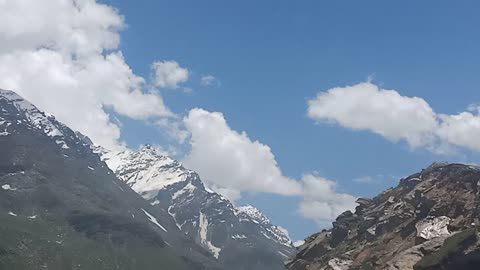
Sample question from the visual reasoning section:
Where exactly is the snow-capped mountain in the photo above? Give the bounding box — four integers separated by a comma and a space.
101, 146, 296, 270
0, 89, 222, 270
0, 89, 86, 150
235, 205, 293, 249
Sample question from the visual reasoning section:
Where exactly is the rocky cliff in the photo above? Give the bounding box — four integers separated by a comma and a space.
287, 162, 480, 270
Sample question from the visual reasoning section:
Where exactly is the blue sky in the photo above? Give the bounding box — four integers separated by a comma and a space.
2, 0, 479, 242
97, 0, 480, 240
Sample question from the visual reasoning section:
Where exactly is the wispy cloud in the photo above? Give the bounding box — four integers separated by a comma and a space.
200, 75, 219, 86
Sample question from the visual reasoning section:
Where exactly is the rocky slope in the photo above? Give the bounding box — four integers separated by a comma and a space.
101, 146, 295, 270
287, 162, 480, 270
0, 89, 222, 270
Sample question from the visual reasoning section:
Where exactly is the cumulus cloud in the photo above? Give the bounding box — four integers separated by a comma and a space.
307, 82, 480, 153
298, 174, 357, 225
436, 112, 480, 151
307, 82, 437, 147
0, 0, 359, 226
0, 0, 174, 150
152, 60, 189, 89
181, 108, 356, 224
183, 108, 303, 200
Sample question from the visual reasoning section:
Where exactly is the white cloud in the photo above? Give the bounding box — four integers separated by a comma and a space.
307, 82, 437, 148
152, 60, 189, 89
298, 174, 357, 225
0, 0, 123, 56
0, 0, 173, 150
293, 240, 305, 247
208, 185, 242, 202
200, 75, 218, 86
156, 117, 190, 144
307, 81, 480, 153
181, 108, 357, 225
0, 0, 360, 227
436, 112, 480, 151
183, 108, 303, 201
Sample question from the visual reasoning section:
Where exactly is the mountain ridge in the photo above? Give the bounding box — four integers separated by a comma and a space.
0, 88, 223, 270
287, 162, 480, 270
101, 145, 296, 270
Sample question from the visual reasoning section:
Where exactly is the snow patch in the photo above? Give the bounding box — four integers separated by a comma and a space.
0, 90, 73, 148
167, 205, 183, 230
56, 140, 69, 149
199, 212, 222, 259
231, 234, 247, 239
1, 184, 16, 191
101, 147, 191, 200
172, 182, 196, 200
141, 208, 168, 232
8, 211, 17, 216
261, 231, 271, 239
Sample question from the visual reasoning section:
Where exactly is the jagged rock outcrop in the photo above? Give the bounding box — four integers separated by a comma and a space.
287, 162, 480, 270
101, 146, 295, 270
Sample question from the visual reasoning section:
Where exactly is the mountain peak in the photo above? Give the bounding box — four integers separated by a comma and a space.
139, 143, 155, 152
0, 89, 78, 150
0, 89, 223, 270
101, 148, 189, 200
235, 205, 269, 223
100, 147, 295, 268
1, 89, 36, 111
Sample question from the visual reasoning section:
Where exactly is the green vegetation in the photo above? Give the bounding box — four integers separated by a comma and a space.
0, 213, 187, 270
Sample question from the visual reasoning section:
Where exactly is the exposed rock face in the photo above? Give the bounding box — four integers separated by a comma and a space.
287, 162, 480, 270
415, 216, 451, 240
101, 147, 295, 270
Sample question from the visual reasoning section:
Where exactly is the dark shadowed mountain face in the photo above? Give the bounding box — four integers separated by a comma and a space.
287, 162, 480, 270
103, 146, 295, 270
0, 89, 223, 270
101, 147, 296, 270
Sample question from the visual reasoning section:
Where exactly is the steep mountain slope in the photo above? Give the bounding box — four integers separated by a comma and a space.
0, 89, 222, 270
102, 147, 296, 270
287, 162, 480, 270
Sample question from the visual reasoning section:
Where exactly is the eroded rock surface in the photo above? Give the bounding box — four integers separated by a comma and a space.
287, 162, 480, 270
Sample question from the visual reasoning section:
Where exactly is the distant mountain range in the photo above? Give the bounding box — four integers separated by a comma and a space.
7, 88, 479, 270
